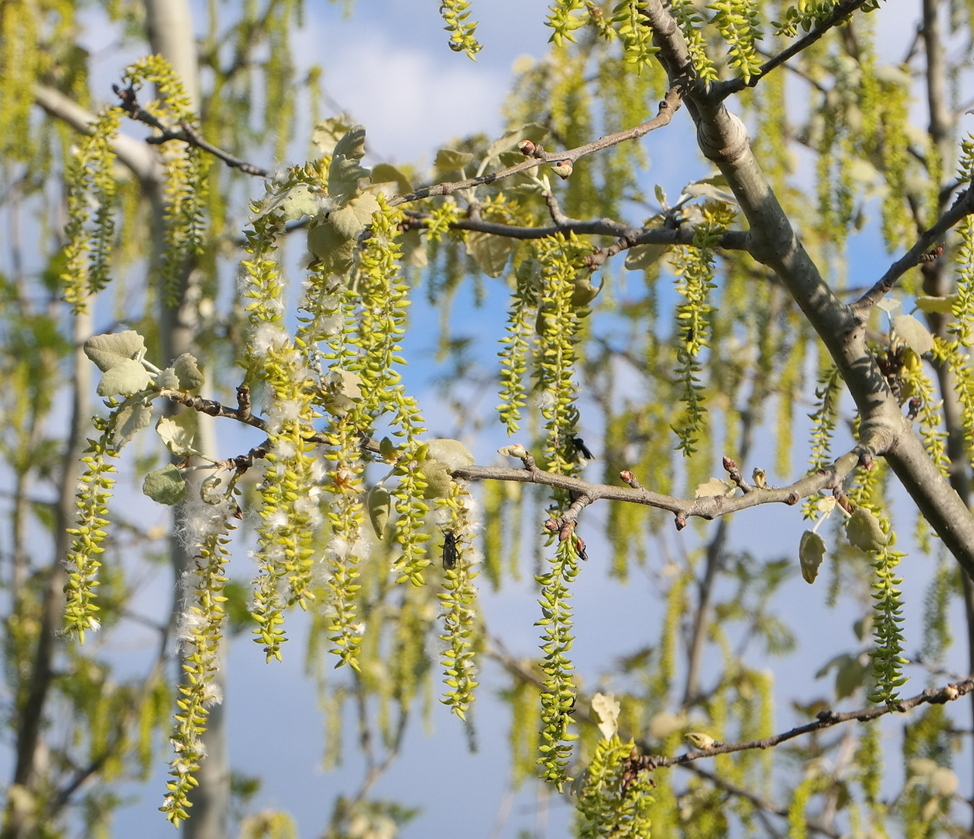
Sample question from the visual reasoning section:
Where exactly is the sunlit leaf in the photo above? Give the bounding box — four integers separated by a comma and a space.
84, 330, 146, 372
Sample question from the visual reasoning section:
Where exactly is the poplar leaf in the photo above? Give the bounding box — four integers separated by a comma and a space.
625, 242, 670, 270
682, 176, 737, 204
846, 508, 888, 551
370, 163, 413, 195
425, 438, 475, 469
367, 485, 392, 539
312, 114, 355, 156
156, 413, 199, 457
400, 228, 428, 268
84, 330, 146, 372
571, 274, 602, 307
799, 530, 826, 584
253, 183, 328, 222
115, 400, 153, 448
277, 184, 325, 221
915, 295, 956, 314
591, 692, 620, 740
434, 149, 474, 173
419, 458, 453, 499
333, 124, 368, 160
143, 464, 187, 506
172, 353, 204, 390
835, 654, 866, 699
97, 358, 151, 396
695, 477, 735, 497
892, 314, 935, 355
155, 367, 180, 389
308, 222, 357, 273
466, 230, 514, 277
329, 193, 381, 239
329, 125, 370, 204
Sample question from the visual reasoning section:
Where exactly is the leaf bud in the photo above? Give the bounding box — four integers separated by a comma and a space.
498, 444, 528, 459
517, 139, 537, 156
551, 159, 574, 179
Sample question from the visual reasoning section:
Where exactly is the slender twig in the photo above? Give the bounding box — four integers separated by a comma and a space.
113, 84, 268, 176
713, 0, 876, 98
453, 448, 866, 530
643, 676, 974, 770
852, 185, 974, 316
390, 85, 685, 206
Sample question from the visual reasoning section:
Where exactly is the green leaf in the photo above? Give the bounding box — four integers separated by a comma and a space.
329, 193, 381, 239
115, 400, 153, 448
143, 464, 187, 505
84, 330, 146, 372
846, 508, 889, 552
835, 654, 867, 699
329, 125, 370, 204
799, 530, 826, 584
915, 295, 956, 314
308, 221, 357, 273
172, 353, 204, 390
891, 314, 935, 355
466, 230, 515, 278
333, 124, 368, 161
591, 692, 620, 740
97, 358, 151, 396
312, 114, 356, 157
419, 458, 453, 499
425, 438, 475, 469
370, 163, 414, 195
624, 242, 670, 270
156, 413, 199, 457
367, 485, 392, 539
434, 149, 474, 174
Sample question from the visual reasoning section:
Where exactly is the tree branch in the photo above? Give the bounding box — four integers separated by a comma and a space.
713, 0, 877, 99
643, 0, 974, 578
643, 676, 974, 770
390, 85, 685, 206
852, 186, 974, 316
453, 447, 866, 530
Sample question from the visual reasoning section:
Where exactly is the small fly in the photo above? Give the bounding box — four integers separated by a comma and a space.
442, 530, 459, 570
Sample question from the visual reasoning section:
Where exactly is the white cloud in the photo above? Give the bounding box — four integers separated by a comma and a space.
321, 30, 508, 163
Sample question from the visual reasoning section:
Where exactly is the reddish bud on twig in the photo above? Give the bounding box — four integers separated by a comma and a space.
518, 140, 537, 156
